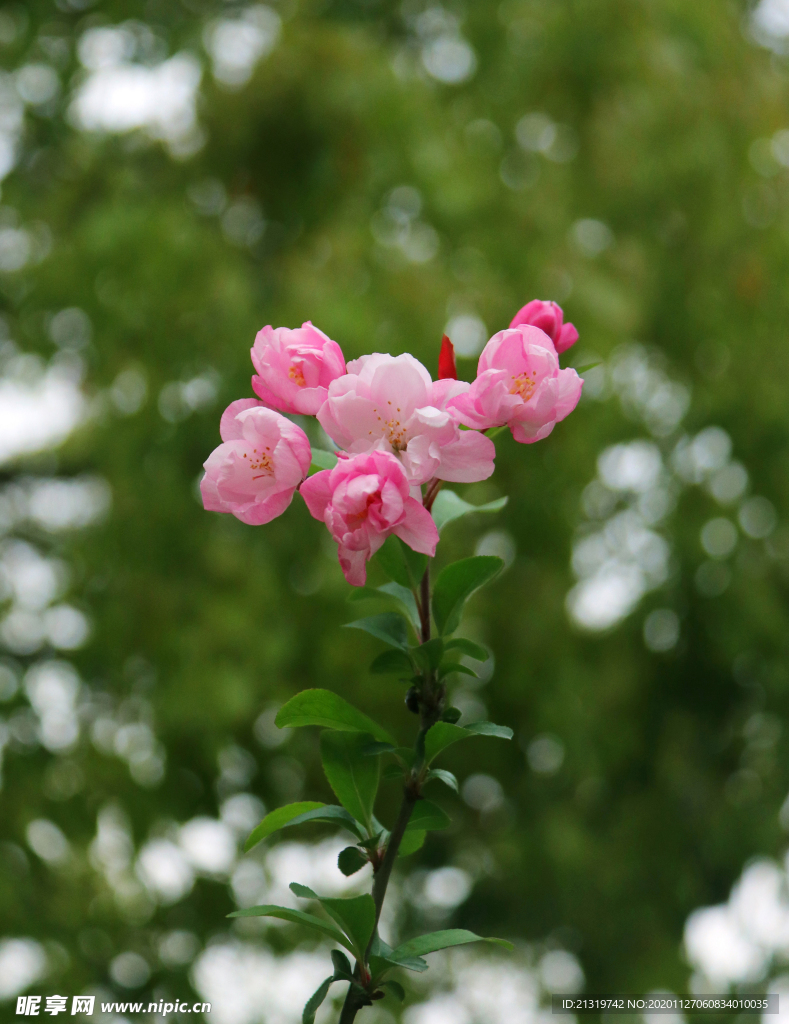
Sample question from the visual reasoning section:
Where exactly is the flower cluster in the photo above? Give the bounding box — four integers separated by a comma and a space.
201, 301, 583, 584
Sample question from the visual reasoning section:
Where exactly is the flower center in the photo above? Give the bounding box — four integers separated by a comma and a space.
372, 403, 408, 452
509, 371, 537, 401
288, 363, 307, 387
346, 491, 380, 529
243, 446, 274, 479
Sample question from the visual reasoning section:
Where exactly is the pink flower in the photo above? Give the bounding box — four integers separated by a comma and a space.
300, 449, 439, 586
317, 352, 494, 485
510, 299, 578, 354
251, 322, 346, 415
201, 399, 312, 525
448, 326, 583, 444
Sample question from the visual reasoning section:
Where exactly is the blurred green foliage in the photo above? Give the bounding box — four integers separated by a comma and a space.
2, 0, 789, 1017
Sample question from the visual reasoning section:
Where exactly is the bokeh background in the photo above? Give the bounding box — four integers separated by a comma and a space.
3, 0, 789, 1020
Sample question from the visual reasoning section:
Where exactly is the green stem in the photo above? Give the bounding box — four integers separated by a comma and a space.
338, 561, 440, 1024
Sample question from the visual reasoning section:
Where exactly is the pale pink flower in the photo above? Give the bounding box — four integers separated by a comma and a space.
300, 449, 439, 586
317, 352, 494, 485
510, 299, 578, 354
251, 322, 346, 415
201, 399, 312, 525
448, 326, 583, 444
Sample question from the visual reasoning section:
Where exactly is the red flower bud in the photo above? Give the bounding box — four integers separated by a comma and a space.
438, 334, 458, 380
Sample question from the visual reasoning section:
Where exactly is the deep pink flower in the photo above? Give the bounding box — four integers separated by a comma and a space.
510, 299, 578, 354
317, 352, 494, 485
300, 449, 439, 586
251, 322, 346, 415
201, 399, 312, 525
448, 326, 583, 444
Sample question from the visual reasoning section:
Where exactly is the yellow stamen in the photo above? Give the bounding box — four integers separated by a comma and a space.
509, 371, 537, 401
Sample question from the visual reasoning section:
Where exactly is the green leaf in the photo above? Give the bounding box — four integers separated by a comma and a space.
302, 977, 333, 1024
377, 582, 420, 630
391, 929, 513, 960
331, 949, 354, 979
381, 980, 405, 1002
276, 689, 395, 745
320, 731, 380, 830
426, 768, 459, 792
575, 361, 601, 374
375, 536, 426, 590
344, 613, 410, 651
369, 650, 414, 676
405, 799, 450, 832
444, 637, 489, 661
362, 741, 397, 757
244, 801, 325, 852
284, 804, 366, 840
411, 638, 444, 673
357, 832, 383, 850
438, 661, 479, 680
383, 763, 406, 783
397, 829, 425, 857
338, 846, 368, 877
423, 722, 470, 764
369, 936, 429, 977
290, 884, 377, 959
431, 490, 508, 532
310, 449, 339, 470
349, 583, 420, 631
423, 720, 513, 764
465, 721, 514, 740
432, 556, 504, 636
441, 707, 462, 724
228, 905, 353, 953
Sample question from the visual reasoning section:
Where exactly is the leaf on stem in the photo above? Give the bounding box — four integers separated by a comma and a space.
228, 905, 353, 952
290, 883, 376, 960
431, 490, 508, 532
437, 661, 478, 680
375, 536, 427, 591
464, 721, 513, 739
381, 980, 406, 1002
302, 977, 334, 1024
276, 689, 395, 745
426, 768, 459, 792
369, 936, 429, 977
391, 929, 514, 960
245, 802, 365, 851
348, 583, 421, 631
404, 799, 450, 832
331, 950, 354, 979
432, 556, 504, 636
397, 829, 425, 857
368, 649, 413, 676
423, 721, 513, 765
444, 637, 489, 661
344, 613, 410, 651
338, 846, 368, 877
411, 637, 444, 672
320, 731, 380, 830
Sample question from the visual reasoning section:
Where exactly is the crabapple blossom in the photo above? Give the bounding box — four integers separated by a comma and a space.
251, 322, 346, 415
300, 449, 439, 586
317, 352, 494, 485
449, 325, 583, 444
510, 299, 578, 354
201, 399, 312, 525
